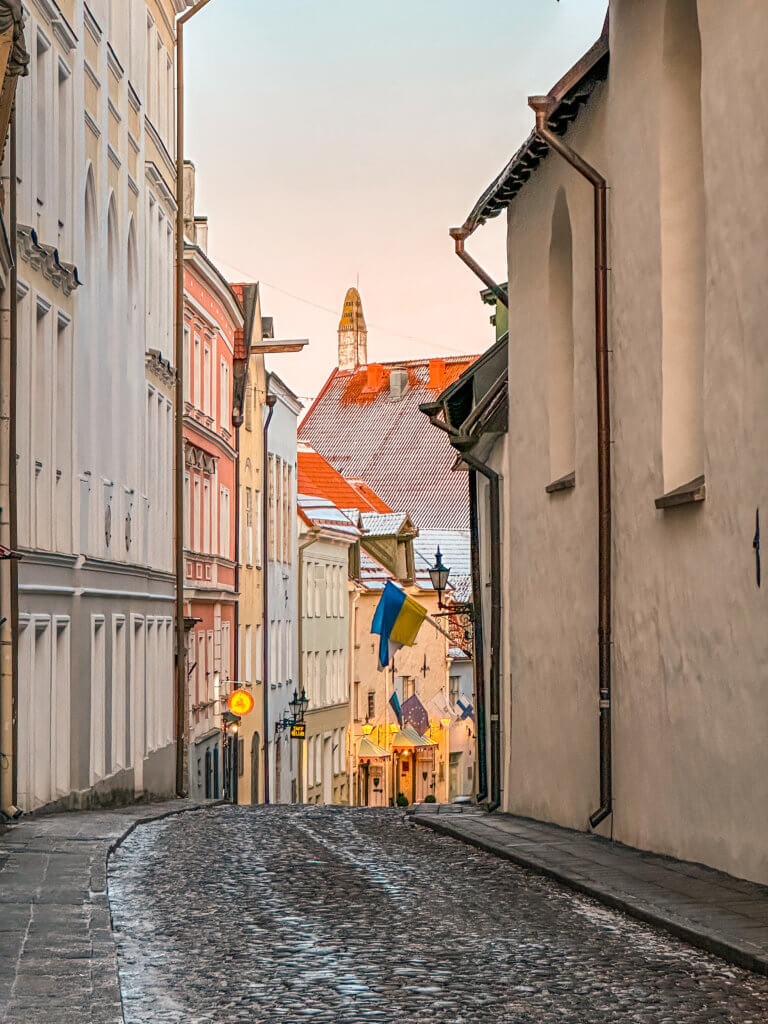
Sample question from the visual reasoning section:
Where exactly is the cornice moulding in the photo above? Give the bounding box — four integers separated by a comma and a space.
83, 3, 101, 44
17, 224, 81, 296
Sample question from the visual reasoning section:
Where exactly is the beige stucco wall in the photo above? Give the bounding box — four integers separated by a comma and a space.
350, 587, 452, 804
299, 528, 353, 804
499, 0, 768, 882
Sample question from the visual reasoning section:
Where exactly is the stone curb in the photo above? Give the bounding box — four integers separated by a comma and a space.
104, 800, 226, 1024
412, 813, 768, 979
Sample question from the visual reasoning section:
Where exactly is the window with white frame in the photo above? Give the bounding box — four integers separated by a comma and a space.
220, 359, 229, 429
193, 332, 201, 407
245, 487, 253, 564
183, 326, 191, 402
245, 623, 252, 683
219, 486, 230, 557
203, 478, 210, 553
203, 344, 211, 416
193, 476, 201, 552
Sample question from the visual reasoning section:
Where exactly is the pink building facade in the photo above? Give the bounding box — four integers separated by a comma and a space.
183, 243, 240, 798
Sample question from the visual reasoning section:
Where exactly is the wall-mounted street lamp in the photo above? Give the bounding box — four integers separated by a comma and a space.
428, 547, 451, 609
289, 687, 309, 725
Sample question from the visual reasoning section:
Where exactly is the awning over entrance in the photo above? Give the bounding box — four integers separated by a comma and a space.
358, 737, 391, 760
390, 725, 436, 750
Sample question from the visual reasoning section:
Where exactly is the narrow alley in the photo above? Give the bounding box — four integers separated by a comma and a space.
108, 806, 768, 1023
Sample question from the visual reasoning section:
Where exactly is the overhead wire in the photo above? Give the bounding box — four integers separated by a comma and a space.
209, 253, 475, 356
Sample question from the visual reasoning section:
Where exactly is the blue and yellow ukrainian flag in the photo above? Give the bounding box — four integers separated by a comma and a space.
371, 581, 427, 670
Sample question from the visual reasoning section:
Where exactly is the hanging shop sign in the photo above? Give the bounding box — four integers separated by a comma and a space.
227, 689, 255, 716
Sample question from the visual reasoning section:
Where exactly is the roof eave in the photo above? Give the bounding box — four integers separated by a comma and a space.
462, 18, 610, 231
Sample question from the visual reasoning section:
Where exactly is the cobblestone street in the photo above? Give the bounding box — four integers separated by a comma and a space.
109, 805, 768, 1023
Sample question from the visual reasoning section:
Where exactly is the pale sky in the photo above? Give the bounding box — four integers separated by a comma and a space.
185, 0, 607, 406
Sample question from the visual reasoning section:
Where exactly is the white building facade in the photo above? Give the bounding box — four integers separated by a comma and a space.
265, 372, 300, 803
11, 0, 185, 811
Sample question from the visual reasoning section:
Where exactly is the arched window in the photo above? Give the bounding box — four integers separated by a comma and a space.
660, 0, 706, 492
548, 187, 575, 487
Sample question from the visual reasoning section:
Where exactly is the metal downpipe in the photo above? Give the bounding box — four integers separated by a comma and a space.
530, 96, 612, 830
449, 227, 509, 309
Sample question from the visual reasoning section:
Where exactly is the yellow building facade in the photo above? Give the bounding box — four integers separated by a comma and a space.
235, 333, 266, 804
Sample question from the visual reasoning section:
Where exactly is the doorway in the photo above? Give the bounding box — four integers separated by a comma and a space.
250, 732, 260, 803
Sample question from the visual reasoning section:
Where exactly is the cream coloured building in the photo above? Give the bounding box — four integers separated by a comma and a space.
297, 493, 359, 805
234, 297, 266, 805
443, 2, 768, 885
6, 0, 189, 813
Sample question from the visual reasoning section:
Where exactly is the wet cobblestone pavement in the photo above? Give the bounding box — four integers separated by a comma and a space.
109, 805, 768, 1023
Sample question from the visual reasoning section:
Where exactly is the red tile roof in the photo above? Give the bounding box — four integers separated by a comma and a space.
230, 283, 247, 360
297, 445, 391, 514
299, 356, 477, 530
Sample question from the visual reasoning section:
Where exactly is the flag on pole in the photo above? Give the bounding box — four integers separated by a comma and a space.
371, 580, 427, 670
389, 691, 403, 727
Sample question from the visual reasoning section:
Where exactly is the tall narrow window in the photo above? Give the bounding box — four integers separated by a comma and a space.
55, 318, 72, 551
183, 326, 191, 402
184, 473, 190, 548
52, 618, 71, 796
35, 34, 50, 222
57, 60, 71, 253
245, 487, 253, 564
193, 476, 201, 551
111, 616, 127, 772
203, 344, 211, 415
203, 478, 210, 553
193, 333, 201, 407
33, 302, 51, 550
660, 0, 706, 492
548, 188, 575, 487
90, 616, 106, 784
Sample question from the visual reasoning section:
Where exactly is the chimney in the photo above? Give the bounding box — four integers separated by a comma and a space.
183, 160, 196, 240
428, 358, 446, 392
388, 368, 409, 402
363, 363, 385, 392
194, 216, 208, 254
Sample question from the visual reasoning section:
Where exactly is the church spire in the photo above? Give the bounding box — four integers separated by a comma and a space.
338, 286, 368, 371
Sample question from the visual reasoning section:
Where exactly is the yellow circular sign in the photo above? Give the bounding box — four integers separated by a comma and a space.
227, 689, 255, 716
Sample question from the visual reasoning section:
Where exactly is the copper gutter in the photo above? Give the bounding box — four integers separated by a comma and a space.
529, 95, 612, 830
174, 0, 216, 796
449, 227, 508, 309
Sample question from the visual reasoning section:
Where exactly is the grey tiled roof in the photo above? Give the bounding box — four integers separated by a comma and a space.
299, 357, 476, 530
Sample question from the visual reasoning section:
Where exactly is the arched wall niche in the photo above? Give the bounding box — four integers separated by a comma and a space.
547, 186, 576, 486
660, 0, 706, 492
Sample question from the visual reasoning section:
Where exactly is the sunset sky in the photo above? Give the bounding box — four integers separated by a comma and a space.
185, 0, 607, 406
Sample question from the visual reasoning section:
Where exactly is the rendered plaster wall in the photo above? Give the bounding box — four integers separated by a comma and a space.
350, 587, 451, 803
501, 0, 768, 883
237, 354, 266, 805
